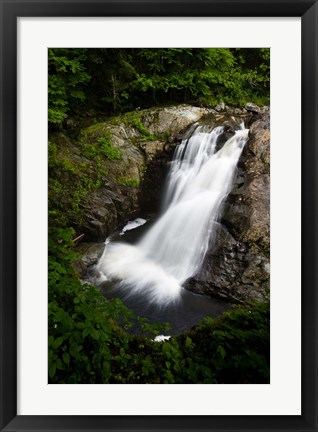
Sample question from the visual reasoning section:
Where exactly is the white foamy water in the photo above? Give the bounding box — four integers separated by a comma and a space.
95, 124, 249, 305
119, 218, 147, 235
154, 335, 171, 342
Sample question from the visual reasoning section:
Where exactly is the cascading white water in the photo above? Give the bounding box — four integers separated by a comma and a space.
95, 123, 249, 306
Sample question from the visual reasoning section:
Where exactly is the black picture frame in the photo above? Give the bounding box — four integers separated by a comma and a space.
0, 0, 317, 431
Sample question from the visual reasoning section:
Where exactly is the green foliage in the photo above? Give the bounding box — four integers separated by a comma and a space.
48, 131, 123, 229
95, 135, 122, 160
48, 48, 270, 127
48, 228, 270, 385
48, 49, 91, 125
81, 132, 122, 161
176, 301, 270, 383
129, 115, 157, 141
118, 176, 139, 187
48, 139, 104, 228
48, 47, 270, 384
228, 48, 270, 106
131, 48, 237, 105
48, 227, 135, 383
48, 141, 77, 174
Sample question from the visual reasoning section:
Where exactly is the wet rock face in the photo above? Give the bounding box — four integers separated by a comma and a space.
142, 105, 213, 140
186, 225, 270, 303
140, 154, 170, 213
50, 105, 212, 242
186, 112, 270, 303
72, 242, 105, 278
81, 189, 118, 242
52, 105, 270, 303
79, 185, 142, 242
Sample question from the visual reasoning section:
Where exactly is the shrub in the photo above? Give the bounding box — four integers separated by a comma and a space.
130, 116, 157, 141
118, 176, 139, 187
95, 135, 122, 160
48, 229, 270, 385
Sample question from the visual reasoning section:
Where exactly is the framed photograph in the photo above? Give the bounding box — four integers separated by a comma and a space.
0, 1, 317, 431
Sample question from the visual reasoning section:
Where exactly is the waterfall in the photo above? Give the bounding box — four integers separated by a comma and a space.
95, 123, 249, 306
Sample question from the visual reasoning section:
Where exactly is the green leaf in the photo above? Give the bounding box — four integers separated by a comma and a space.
52, 336, 64, 350
217, 345, 226, 359
89, 328, 99, 340
83, 327, 90, 338
185, 336, 193, 349
48, 364, 56, 379
63, 352, 70, 365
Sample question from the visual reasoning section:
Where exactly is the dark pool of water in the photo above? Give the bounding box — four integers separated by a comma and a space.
101, 282, 230, 335
89, 217, 230, 336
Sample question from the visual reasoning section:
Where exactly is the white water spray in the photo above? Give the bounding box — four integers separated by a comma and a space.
95, 123, 249, 305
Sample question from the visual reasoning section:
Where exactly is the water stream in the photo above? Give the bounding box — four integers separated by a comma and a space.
90, 122, 249, 334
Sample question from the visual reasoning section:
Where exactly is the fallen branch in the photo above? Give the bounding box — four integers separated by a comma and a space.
72, 233, 85, 244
